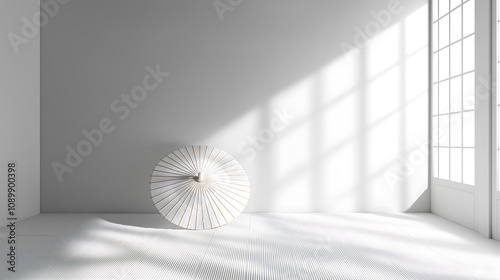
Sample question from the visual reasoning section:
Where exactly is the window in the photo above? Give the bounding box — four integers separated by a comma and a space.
432, 0, 475, 185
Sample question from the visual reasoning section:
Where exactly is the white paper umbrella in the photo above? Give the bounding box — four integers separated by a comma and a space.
150, 146, 250, 230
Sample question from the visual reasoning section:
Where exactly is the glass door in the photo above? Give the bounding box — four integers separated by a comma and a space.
431, 0, 491, 238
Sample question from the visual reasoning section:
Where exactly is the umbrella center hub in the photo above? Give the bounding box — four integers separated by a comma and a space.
194, 172, 204, 182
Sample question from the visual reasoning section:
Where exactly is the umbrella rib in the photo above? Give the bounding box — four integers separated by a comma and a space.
170, 182, 196, 221
200, 146, 209, 171
198, 146, 202, 171
211, 180, 250, 193
163, 181, 195, 218
150, 178, 186, 184
206, 181, 247, 208
185, 147, 198, 172
158, 161, 188, 175
178, 148, 197, 174
159, 160, 190, 174
202, 147, 215, 172
203, 182, 228, 224
195, 183, 200, 230
211, 183, 249, 200
211, 180, 249, 188
187, 186, 199, 229
151, 175, 186, 178
154, 167, 185, 176
204, 182, 236, 218
209, 163, 243, 176
165, 155, 193, 174
151, 181, 189, 199
201, 186, 213, 229
170, 152, 195, 174
208, 158, 236, 174
154, 180, 192, 206
212, 167, 244, 174
178, 183, 197, 226
202, 181, 220, 226
151, 179, 192, 191
203, 149, 222, 173
190, 146, 199, 172
205, 153, 228, 173
156, 182, 192, 212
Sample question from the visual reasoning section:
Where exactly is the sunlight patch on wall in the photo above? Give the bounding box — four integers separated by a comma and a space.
198, 2, 429, 212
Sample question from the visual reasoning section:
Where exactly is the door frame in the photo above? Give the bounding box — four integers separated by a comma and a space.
492, 0, 499, 241
475, 0, 493, 239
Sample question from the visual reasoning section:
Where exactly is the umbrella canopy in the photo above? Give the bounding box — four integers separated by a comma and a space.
150, 146, 250, 230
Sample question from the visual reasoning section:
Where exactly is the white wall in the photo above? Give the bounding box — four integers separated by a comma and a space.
41, 0, 429, 213
0, 0, 40, 226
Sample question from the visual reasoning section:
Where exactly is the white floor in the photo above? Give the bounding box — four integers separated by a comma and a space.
0, 213, 499, 280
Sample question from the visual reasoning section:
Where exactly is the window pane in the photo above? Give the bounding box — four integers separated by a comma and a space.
450, 7, 462, 43
463, 0, 475, 37
463, 35, 475, 72
439, 15, 450, 49
439, 148, 450, 180
450, 0, 461, 11
439, 47, 450, 80
439, 81, 449, 114
432, 0, 439, 22
450, 76, 462, 112
439, 0, 450, 18
463, 111, 475, 147
450, 148, 462, 182
463, 72, 475, 110
450, 113, 462, 147
463, 148, 475, 185
450, 42, 462, 77
439, 115, 450, 146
